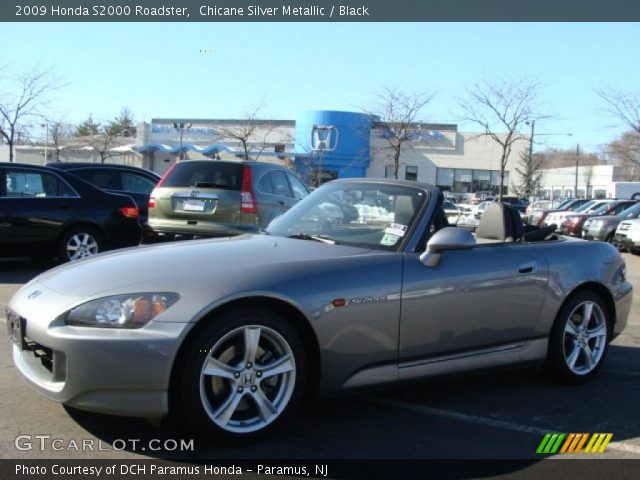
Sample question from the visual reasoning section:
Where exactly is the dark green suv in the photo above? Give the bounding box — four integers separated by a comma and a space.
147, 160, 309, 241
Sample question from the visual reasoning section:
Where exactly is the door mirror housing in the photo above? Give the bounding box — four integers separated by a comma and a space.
420, 227, 476, 267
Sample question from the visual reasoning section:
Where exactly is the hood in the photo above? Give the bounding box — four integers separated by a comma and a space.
34, 234, 371, 297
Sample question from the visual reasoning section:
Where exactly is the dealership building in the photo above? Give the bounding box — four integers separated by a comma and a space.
8, 110, 530, 197
133, 110, 529, 196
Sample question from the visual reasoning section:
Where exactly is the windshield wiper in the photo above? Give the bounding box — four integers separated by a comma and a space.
287, 233, 336, 244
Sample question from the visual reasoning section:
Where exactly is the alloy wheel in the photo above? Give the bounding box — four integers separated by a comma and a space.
199, 325, 296, 434
562, 301, 607, 375
66, 233, 100, 260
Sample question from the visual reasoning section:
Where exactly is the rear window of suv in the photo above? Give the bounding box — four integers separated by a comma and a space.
162, 161, 244, 190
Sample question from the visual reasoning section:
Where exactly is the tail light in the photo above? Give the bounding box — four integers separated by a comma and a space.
149, 163, 177, 209
240, 165, 257, 214
120, 206, 139, 218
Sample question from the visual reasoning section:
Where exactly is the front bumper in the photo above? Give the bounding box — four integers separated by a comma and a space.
7, 288, 191, 418
582, 227, 609, 241
614, 233, 640, 251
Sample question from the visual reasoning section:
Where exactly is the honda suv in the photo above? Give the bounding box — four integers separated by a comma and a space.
147, 160, 309, 241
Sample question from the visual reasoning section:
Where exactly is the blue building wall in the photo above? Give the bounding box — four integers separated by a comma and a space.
294, 110, 374, 182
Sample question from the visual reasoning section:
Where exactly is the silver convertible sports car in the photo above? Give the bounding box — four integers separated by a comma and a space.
7, 179, 632, 440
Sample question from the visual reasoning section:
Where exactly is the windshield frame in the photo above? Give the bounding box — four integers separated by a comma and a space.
266, 179, 431, 253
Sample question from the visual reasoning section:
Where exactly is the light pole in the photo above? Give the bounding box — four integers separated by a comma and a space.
574, 144, 581, 198
173, 122, 192, 161
40, 122, 49, 163
525, 121, 572, 198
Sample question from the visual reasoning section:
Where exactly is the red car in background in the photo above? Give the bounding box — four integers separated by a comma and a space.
561, 200, 639, 237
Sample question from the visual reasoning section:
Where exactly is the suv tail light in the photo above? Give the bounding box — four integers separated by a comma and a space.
240, 165, 257, 214
120, 206, 139, 218
148, 163, 177, 209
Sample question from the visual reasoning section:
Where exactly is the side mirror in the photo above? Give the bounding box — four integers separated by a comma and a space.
420, 227, 476, 267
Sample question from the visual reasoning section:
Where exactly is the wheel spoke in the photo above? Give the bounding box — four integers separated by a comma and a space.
581, 302, 594, 327
588, 323, 606, 340
81, 234, 90, 246
67, 245, 79, 251
564, 321, 580, 337
203, 357, 238, 380
566, 344, 580, 370
583, 344, 595, 370
243, 327, 261, 365
252, 388, 278, 423
260, 354, 294, 379
214, 390, 244, 427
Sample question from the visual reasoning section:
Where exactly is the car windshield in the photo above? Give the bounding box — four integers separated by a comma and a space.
590, 203, 614, 215
621, 202, 640, 218
266, 181, 428, 251
556, 199, 573, 210
574, 200, 598, 212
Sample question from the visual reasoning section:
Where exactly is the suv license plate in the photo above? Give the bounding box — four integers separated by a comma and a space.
183, 199, 206, 212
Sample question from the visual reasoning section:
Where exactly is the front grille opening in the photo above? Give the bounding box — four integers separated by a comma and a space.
24, 337, 53, 373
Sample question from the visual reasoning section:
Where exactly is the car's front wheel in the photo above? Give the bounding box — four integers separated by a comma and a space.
177, 308, 306, 441
548, 292, 610, 384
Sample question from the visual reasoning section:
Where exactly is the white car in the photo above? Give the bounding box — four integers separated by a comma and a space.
544, 200, 611, 229
614, 218, 640, 254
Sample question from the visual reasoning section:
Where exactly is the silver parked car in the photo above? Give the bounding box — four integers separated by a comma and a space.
7, 179, 632, 441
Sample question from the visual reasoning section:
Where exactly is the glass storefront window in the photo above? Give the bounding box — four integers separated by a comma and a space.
384, 165, 394, 179
472, 170, 491, 192
436, 168, 454, 187
405, 166, 418, 181
454, 169, 472, 193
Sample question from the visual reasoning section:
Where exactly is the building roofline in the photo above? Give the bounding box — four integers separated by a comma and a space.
151, 118, 296, 127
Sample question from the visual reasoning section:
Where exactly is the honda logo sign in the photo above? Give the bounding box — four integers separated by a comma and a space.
311, 125, 338, 151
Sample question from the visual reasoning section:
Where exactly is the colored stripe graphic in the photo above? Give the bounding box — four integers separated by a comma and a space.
537, 433, 566, 454
585, 433, 613, 453
540, 433, 613, 454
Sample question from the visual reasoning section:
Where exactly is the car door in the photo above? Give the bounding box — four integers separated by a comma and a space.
399, 243, 549, 362
256, 170, 294, 225
0, 166, 81, 254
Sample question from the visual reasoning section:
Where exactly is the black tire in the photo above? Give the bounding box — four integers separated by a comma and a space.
58, 226, 104, 262
176, 308, 306, 442
548, 291, 611, 384
605, 232, 615, 244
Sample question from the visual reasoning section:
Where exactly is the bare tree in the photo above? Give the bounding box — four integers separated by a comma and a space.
514, 150, 543, 197
83, 127, 119, 163
369, 87, 435, 179
597, 86, 640, 134
605, 131, 640, 179
0, 66, 63, 162
583, 164, 594, 198
47, 119, 74, 162
459, 78, 543, 200
216, 104, 275, 160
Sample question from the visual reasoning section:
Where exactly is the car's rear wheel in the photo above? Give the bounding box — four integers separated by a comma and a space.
605, 232, 615, 243
177, 308, 306, 441
548, 292, 610, 384
58, 226, 104, 262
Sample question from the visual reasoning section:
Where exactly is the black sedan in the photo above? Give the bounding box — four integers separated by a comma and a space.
0, 163, 142, 262
46, 162, 160, 222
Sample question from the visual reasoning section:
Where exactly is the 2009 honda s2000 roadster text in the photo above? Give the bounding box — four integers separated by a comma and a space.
7, 179, 632, 440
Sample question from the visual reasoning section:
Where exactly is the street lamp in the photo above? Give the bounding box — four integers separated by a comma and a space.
173, 122, 192, 161
40, 122, 49, 163
525, 120, 572, 198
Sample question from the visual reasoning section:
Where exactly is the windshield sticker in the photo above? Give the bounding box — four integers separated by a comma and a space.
385, 223, 408, 237
380, 233, 400, 246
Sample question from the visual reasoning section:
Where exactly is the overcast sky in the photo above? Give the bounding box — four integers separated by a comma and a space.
2, 22, 639, 153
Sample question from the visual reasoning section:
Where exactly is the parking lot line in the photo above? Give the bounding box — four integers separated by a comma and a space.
363, 396, 640, 455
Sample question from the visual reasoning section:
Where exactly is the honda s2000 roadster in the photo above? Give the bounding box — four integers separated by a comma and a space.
7, 179, 632, 440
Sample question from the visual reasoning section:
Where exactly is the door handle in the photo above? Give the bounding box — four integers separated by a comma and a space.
277, 200, 285, 205
517, 260, 537, 275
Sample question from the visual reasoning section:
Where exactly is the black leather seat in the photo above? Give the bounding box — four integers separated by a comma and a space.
476, 203, 524, 243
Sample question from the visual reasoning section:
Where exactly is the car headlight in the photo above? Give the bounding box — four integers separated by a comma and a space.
65, 293, 180, 328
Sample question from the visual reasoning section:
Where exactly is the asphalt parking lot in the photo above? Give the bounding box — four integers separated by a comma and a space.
0, 253, 639, 463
